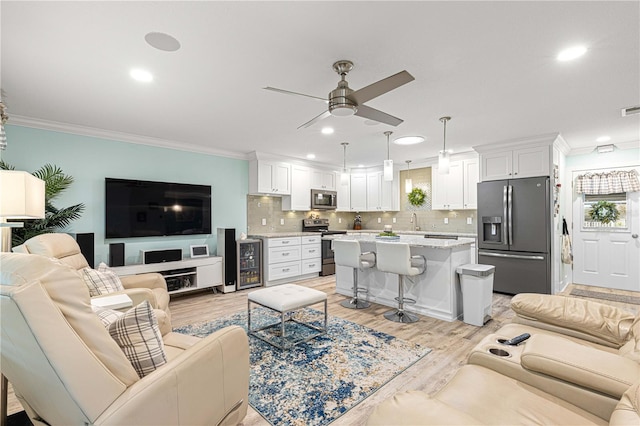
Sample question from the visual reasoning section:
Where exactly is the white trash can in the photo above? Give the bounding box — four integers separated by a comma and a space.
456, 264, 495, 326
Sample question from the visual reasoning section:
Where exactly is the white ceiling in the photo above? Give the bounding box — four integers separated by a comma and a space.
2, 1, 639, 169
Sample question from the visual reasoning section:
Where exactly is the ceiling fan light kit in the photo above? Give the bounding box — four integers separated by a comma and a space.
265, 60, 414, 129
438, 116, 451, 175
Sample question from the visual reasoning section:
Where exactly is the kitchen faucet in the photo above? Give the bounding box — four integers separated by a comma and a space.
410, 212, 420, 231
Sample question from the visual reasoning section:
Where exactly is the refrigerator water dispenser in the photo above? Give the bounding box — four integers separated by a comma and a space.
482, 216, 503, 243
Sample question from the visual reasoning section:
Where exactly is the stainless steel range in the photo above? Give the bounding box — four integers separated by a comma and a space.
302, 219, 347, 276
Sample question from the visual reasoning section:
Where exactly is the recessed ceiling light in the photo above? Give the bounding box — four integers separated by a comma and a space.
145, 32, 181, 52
557, 45, 587, 61
306, 153, 316, 159
364, 120, 380, 126
357, 164, 365, 168
596, 135, 611, 143
130, 68, 153, 82
393, 136, 425, 145
321, 127, 334, 135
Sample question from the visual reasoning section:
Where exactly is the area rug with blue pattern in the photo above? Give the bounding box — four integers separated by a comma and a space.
174, 307, 431, 426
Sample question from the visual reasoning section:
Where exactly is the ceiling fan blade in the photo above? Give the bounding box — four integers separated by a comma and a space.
348, 70, 415, 105
354, 104, 403, 126
298, 110, 331, 129
263, 87, 327, 102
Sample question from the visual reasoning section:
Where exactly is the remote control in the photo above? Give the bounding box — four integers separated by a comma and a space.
503, 333, 531, 346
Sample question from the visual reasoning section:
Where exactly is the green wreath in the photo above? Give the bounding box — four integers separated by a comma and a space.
589, 201, 620, 224
408, 187, 426, 207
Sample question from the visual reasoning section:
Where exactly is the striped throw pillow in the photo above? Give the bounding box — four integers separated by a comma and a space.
105, 300, 167, 378
82, 266, 124, 296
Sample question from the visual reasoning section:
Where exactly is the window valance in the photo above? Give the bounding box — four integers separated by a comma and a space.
575, 169, 640, 195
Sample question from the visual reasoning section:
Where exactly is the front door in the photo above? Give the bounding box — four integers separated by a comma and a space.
572, 167, 640, 291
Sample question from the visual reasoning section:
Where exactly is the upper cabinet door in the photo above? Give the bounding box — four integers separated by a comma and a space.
350, 173, 367, 211
481, 151, 512, 181
253, 160, 291, 195
432, 161, 464, 210
463, 159, 479, 209
282, 165, 311, 211
311, 169, 336, 191
512, 146, 550, 178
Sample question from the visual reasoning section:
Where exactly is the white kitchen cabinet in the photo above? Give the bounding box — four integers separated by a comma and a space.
282, 165, 311, 211
432, 159, 478, 210
350, 173, 367, 211
336, 173, 351, 212
463, 159, 479, 209
311, 169, 336, 191
249, 160, 291, 195
432, 161, 464, 210
480, 146, 549, 181
366, 171, 393, 211
262, 236, 321, 285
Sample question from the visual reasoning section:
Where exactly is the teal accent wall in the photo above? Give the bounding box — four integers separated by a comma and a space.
2, 125, 248, 265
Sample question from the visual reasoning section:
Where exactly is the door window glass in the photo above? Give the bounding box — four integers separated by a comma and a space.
582, 193, 628, 229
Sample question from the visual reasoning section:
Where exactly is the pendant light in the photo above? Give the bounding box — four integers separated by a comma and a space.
438, 116, 451, 175
405, 160, 413, 193
340, 142, 350, 186
383, 131, 393, 181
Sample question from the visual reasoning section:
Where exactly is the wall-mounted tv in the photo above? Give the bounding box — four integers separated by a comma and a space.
105, 178, 212, 239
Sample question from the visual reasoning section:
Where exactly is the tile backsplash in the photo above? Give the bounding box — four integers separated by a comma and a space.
247, 167, 477, 234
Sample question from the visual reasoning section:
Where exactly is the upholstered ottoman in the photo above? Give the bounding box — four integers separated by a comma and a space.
248, 284, 327, 349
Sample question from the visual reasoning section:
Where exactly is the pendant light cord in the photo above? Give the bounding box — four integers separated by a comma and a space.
384, 131, 392, 160
439, 116, 451, 152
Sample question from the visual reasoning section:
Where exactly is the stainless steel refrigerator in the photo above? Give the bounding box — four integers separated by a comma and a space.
477, 176, 551, 295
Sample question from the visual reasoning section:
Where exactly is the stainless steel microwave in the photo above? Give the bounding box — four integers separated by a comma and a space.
311, 189, 337, 210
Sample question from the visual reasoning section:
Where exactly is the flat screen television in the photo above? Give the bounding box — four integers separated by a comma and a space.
105, 178, 212, 239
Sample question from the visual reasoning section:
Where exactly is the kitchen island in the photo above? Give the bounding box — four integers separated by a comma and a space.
332, 234, 475, 322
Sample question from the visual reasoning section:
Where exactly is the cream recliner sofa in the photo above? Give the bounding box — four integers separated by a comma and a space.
13, 233, 171, 320
368, 293, 640, 425
464, 293, 640, 420
367, 364, 639, 425
1, 252, 249, 425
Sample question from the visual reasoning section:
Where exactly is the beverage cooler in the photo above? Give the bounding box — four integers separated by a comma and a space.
237, 239, 263, 290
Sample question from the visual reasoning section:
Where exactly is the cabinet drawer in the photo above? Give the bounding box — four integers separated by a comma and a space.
301, 258, 321, 273
268, 237, 302, 248
269, 246, 301, 263
301, 235, 322, 245
268, 260, 301, 280
301, 244, 321, 259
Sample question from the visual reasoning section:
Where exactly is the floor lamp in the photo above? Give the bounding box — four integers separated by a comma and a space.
0, 170, 45, 426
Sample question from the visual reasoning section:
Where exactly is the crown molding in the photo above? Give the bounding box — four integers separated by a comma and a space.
8, 115, 251, 160
472, 132, 561, 153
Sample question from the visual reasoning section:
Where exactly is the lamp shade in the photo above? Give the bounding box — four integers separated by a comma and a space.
438, 151, 450, 175
0, 170, 46, 219
383, 159, 393, 181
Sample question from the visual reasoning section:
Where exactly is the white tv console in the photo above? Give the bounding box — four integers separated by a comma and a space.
110, 256, 225, 295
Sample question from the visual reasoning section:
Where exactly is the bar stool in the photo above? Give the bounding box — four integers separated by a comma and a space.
333, 239, 376, 309
375, 241, 426, 323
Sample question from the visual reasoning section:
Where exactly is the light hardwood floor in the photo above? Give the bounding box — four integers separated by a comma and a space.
6, 277, 639, 424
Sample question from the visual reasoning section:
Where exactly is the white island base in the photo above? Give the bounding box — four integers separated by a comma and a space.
334, 237, 473, 322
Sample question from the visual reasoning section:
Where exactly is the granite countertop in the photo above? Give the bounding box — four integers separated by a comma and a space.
248, 232, 322, 238
327, 234, 475, 249
345, 230, 477, 238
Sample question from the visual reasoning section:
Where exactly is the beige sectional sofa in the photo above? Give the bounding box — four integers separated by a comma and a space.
368, 293, 640, 425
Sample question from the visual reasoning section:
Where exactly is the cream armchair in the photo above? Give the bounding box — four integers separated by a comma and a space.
0, 252, 249, 425
13, 233, 171, 320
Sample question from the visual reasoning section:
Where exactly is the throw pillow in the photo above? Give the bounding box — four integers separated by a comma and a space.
91, 305, 124, 327
82, 266, 124, 296
105, 300, 167, 378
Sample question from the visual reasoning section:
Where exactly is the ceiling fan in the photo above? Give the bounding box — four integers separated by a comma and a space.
264, 60, 414, 129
